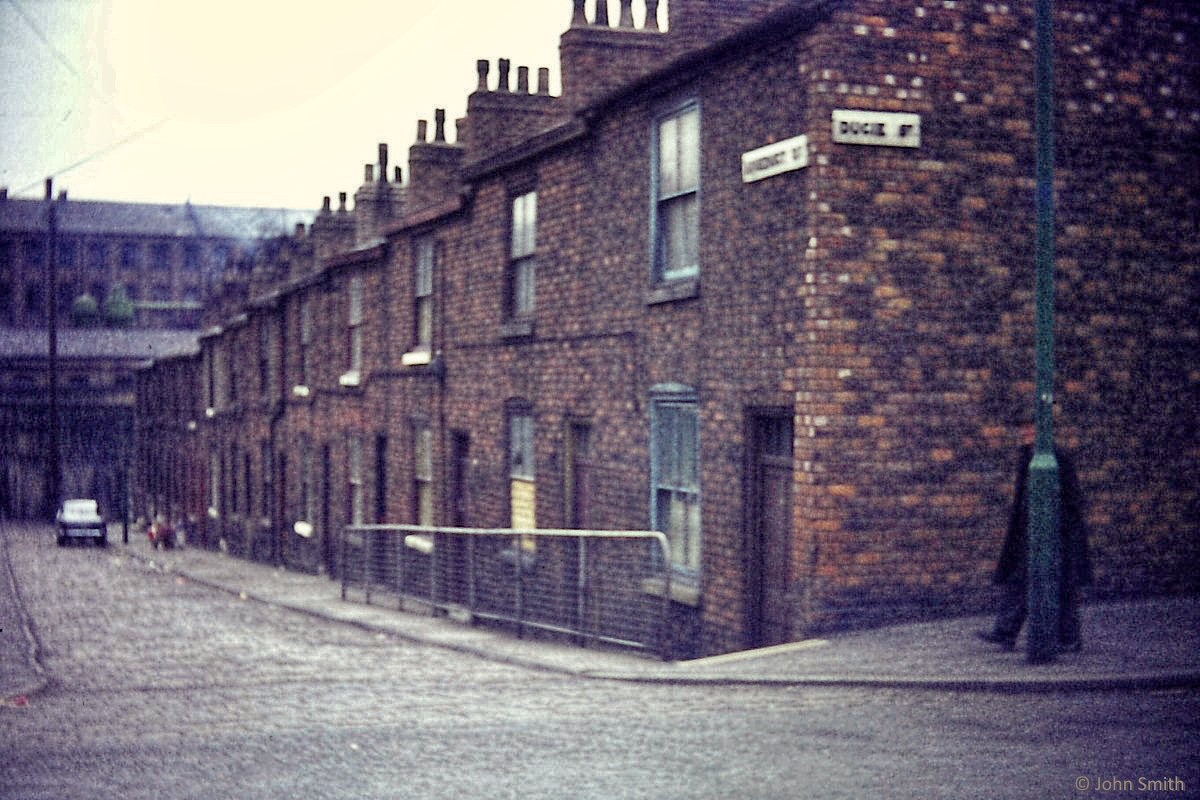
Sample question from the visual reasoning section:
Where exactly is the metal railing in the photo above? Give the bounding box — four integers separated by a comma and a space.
341, 524, 673, 659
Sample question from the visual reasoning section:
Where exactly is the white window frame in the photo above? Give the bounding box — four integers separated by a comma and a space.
414, 238, 434, 351
651, 103, 700, 283
348, 435, 364, 526
508, 191, 537, 318
650, 387, 701, 575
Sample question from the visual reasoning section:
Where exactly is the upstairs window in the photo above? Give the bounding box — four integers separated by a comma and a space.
120, 242, 140, 270
151, 242, 171, 271
87, 242, 106, 271
652, 104, 700, 283
298, 296, 313, 387
508, 190, 536, 319
414, 238, 434, 351
348, 276, 364, 374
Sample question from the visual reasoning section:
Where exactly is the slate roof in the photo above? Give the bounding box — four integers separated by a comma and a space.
0, 327, 200, 361
0, 197, 313, 241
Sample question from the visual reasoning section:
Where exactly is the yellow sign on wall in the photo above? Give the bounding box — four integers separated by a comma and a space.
511, 479, 536, 530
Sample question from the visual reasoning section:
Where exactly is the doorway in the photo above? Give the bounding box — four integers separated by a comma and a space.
745, 410, 794, 649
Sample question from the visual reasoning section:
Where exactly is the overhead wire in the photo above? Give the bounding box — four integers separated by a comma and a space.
3, 0, 170, 193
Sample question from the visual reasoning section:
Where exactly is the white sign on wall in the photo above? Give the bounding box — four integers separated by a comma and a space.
832, 110, 921, 148
741, 134, 809, 183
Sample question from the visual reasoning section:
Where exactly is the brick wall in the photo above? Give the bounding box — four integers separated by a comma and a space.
136, 0, 1198, 657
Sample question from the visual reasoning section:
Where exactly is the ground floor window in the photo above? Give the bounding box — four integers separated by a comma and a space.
651, 388, 700, 574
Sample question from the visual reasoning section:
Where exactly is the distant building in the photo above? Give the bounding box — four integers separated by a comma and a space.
0, 190, 312, 329
0, 192, 312, 518
0, 328, 200, 518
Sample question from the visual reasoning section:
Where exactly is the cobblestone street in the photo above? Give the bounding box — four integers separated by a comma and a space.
2, 522, 1196, 799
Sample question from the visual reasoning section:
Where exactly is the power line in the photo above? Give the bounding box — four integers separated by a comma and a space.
15, 117, 172, 194
2, 0, 124, 118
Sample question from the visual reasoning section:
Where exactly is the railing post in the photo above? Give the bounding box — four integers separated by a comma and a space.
577, 535, 589, 648
431, 528, 440, 611
363, 528, 371, 605
661, 535, 672, 661
467, 532, 476, 613
514, 533, 525, 638
340, 526, 348, 601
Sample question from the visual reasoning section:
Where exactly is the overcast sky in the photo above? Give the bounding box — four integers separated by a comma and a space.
0, 1, 658, 212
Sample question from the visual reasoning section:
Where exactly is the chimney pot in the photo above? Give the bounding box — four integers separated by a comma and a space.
476, 59, 490, 90
517, 65, 530, 93
44, 178, 53, 201
58, 189, 68, 201
645, 0, 660, 30
417, 119, 428, 142
434, 109, 446, 142
338, 192, 347, 212
294, 222, 306, 237
570, 0, 587, 27
364, 164, 374, 183
394, 166, 403, 183
618, 0, 633, 27
498, 58, 511, 92
537, 67, 550, 95
378, 143, 389, 181
594, 0, 609, 27
322, 195, 332, 213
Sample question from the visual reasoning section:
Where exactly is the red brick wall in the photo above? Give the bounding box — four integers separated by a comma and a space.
137, 0, 1198, 656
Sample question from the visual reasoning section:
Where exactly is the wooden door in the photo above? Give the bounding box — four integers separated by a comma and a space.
746, 413, 794, 649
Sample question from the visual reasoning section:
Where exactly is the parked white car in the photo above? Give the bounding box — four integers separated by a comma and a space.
56, 499, 107, 547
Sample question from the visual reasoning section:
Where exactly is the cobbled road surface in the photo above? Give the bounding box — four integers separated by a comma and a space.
1, 522, 1196, 799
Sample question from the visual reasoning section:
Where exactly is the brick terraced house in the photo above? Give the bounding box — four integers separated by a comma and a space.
135, 0, 1198, 656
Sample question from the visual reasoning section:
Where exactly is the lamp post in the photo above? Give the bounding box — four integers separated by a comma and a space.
1026, 0, 1061, 664
44, 178, 62, 519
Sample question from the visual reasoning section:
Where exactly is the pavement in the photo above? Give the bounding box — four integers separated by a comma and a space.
4, 521, 1199, 701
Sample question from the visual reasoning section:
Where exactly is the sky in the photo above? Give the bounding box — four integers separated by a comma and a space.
0, 0, 658, 212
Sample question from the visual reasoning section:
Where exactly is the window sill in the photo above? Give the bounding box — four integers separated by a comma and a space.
640, 576, 700, 607
401, 349, 432, 367
645, 276, 700, 306
338, 371, 361, 388
404, 533, 433, 554
500, 318, 535, 340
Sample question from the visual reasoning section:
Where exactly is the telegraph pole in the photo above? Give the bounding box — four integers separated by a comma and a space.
1026, 0, 1061, 664
45, 178, 62, 518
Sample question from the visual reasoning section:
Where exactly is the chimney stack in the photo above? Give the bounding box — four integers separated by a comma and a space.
559, 0, 669, 111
